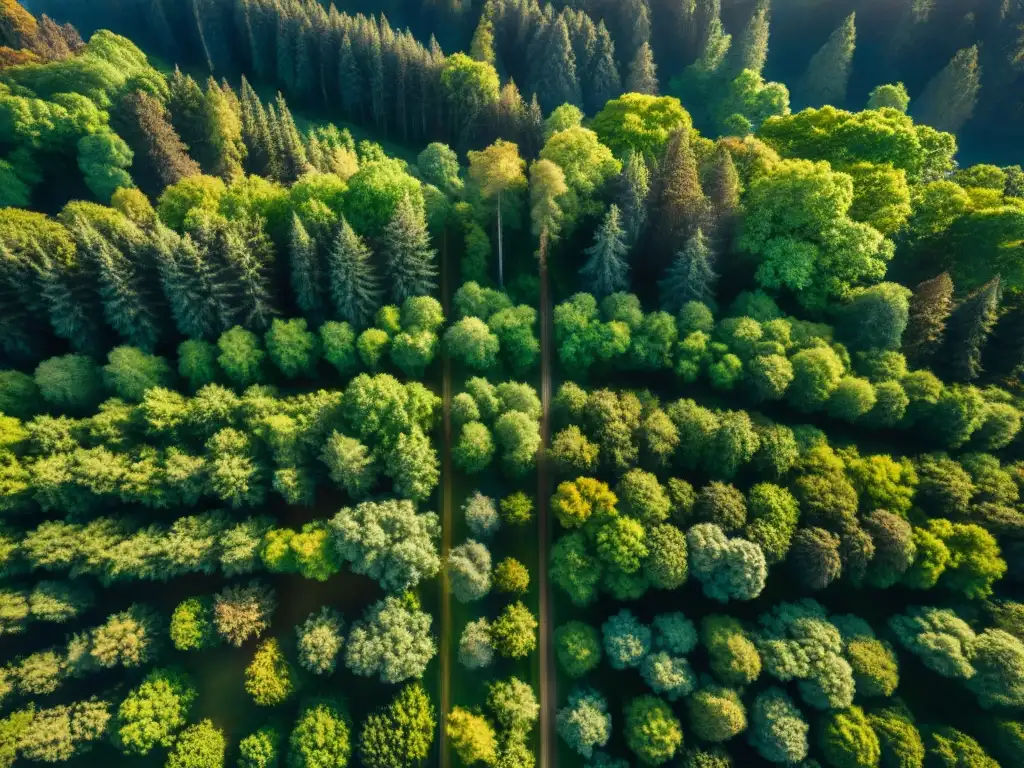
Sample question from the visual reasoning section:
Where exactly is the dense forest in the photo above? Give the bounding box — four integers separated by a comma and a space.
0, 0, 1021, 766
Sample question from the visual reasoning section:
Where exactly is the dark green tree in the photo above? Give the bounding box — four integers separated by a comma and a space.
796, 13, 856, 107
580, 205, 630, 298
381, 196, 437, 303
913, 46, 982, 134
625, 42, 658, 95
660, 229, 717, 312
655, 128, 710, 255
289, 214, 324, 324
903, 272, 954, 366
945, 276, 1001, 381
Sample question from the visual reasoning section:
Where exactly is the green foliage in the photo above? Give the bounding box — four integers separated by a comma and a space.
625, 695, 683, 765
345, 596, 435, 684
556, 621, 602, 678
170, 597, 218, 652
821, 706, 881, 768
238, 726, 281, 768
359, 683, 435, 768
114, 669, 196, 755
166, 720, 225, 768
288, 698, 351, 768
447, 706, 498, 766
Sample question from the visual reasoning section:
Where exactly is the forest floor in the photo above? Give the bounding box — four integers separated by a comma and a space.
439, 228, 454, 768
538, 239, 556, 768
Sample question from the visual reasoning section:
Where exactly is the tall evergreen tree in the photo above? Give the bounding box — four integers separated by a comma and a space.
580, 204, 630, 298
289, 214, 325, 325
660, 229, 718, 312
470, 15, 496, 66
695, 0, 730, 71
157, 227, 231, 339
617, 151, 650, 245
167, 68, 210, 165
35, 245, 105, 355
114, 91, 200, 198
205, 78, 246, 180
73, 219, 161, 351
216, 215, 278, 332
587, 21, 621, 112
272, 93, 311, 183
704, 145, 741, 241
327, 216, 381, 327
0, 243, 38, 359
654, 128, 710, 255
903, 272, 954, 366
913, 46, 982, 134
729, 0, 770, 77
625, 42, 658, 95
945, 276, 1001, 381
382, 195, 438, 303
239, 76, 276, 178
522, 95, 545, 159
532, 14, 582, 113
796, 12, 856, 107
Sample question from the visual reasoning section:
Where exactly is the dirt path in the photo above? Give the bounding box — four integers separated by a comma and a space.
537, 236, 556, 768
439, 229, 453, 768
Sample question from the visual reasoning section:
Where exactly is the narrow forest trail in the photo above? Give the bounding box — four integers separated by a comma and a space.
439, 229, 453, 768
537, 237, 557, 768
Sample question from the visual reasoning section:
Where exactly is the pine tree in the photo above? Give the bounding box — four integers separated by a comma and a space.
289, 214, 326, 324
522, 95, 545, 159
157, 227, 230, 339
533, 14, 582, 113
239, 77, 273, 177
338, 31, 362, 122
294, 18, 317, 105
0, 243, 40, 359
903, 272, 954, 366
796, 12, 856, 107
382, 195, 438, 303
704, 144, 741, 241
205, 78, 246, 181
327, 216, 381, 327
580, 204, 630, 298
495, 80, 527, 145
470, 15, 496, 66
215, 215, 278, 332
114, 91, 200, 198
695, 0, 731, 74
913, 46, 982, 134
945, 276, 1001, 381
617, 151, 650, 245
277, 10, 298, 95
625, 41, 658, 95
271, 93, 310, 183
167, 68, 210, 166
74, 219, 161, 351
660, 229, 718, 312
35, 244, 105, 356
586, 21, 621, 112
729, 0, 770, 77
655, 128, 710, 255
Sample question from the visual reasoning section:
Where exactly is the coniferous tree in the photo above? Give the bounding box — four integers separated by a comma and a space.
625, 42, 658, 95
494, 81, 528, 145
156, 228, 230, 339
73, 219, 161, 351
523, 95, 545, 159
382, 195, 438, 303
36, 244, 106, 356
945, 276, 1001, 381
470, 15, 496, 66
729, 0, 770, 77
655, 128, 710, 255
617, 151, 650, 245
796, 12, 856, 107
587, 22, 622, 112
114, 91, 200, 198
289, 214, 325, 325
660, 229, 718, 312
239, 77, 277, 178
580, 204, 630, 298
913, 46, 982, 134
327, 216, 381, 327
903, 272, 954, 367
277, 10, 298, 96
695, 0, 730, 71
205, 78, 246, 181
532, 14, 582, 113
167, 68, 210, 165
216, 215, 278, 332
0, 243, 38, 359
704, 145, 741, 242
271, 93, 311, 183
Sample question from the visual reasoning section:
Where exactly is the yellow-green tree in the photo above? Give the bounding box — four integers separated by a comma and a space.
468, 140, 526, 286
